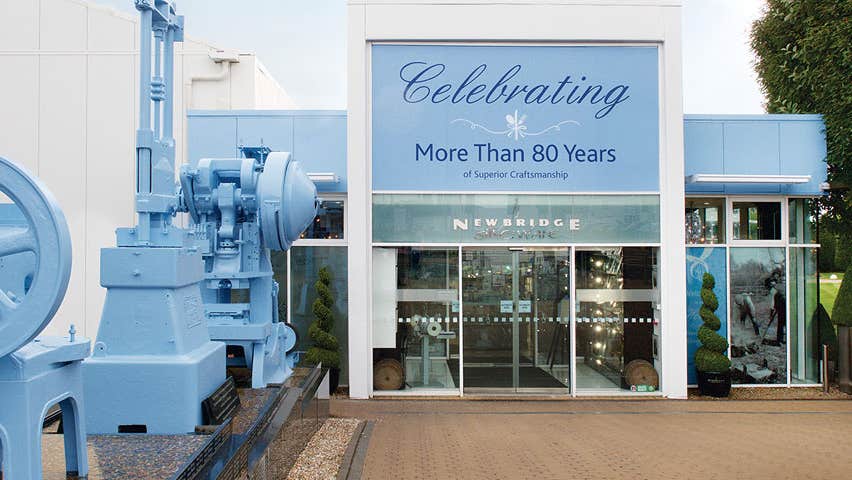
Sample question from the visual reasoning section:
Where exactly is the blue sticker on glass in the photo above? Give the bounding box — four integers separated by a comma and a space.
686, 247, 729, 384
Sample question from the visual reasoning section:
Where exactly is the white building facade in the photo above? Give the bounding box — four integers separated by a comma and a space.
346, 0, 688, 398
0, 0, 294, 339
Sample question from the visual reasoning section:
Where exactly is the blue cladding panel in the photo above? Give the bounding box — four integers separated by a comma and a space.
237, 117, 294, 153
684, 122, 724, 193
723, 122, 780, 175
187, 116, 238, 167
294, 116, 347, 193
723, 122, 780, 194
780, 121, 828, 196
187, 113, 825, 196
684, 115, 826, 195
188, 111, 347, 193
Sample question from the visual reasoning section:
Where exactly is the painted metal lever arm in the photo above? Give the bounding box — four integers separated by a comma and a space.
0, 227, 36, 257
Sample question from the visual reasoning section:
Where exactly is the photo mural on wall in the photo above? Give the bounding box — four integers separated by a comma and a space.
729, 248, 787, 384
686, 247, 728, 384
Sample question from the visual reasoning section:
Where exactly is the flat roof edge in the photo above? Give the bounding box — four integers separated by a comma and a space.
189, 109, 347, 117
684, 113, 824, 122
191, 111, 820, 122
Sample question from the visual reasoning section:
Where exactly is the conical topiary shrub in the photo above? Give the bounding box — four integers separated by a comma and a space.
833, 265, 852, 327
695, 273, 731, 397
305, 267, 340, 370
816, 304, 837, 364
833, 264, 852, 393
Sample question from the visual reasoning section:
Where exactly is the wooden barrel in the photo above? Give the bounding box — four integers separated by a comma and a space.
623, 359, 659, 389
373, 358, 404, 390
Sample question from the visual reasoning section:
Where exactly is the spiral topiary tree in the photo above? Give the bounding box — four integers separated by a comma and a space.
694, 273, 731, 373
305, 267, 340, 369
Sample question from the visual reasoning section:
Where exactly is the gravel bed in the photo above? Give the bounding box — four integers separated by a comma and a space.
233, 388, 273, 434
42, 433, 208, 480
286, 418, 361, 480
689, 385, 851, 400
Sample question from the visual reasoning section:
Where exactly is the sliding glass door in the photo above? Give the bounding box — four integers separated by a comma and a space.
373, 245, 662, 395
461, 248, 571, 393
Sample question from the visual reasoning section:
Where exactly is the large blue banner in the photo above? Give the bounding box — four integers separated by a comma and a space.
686, 247, 729, 384
371, 44, 660, 192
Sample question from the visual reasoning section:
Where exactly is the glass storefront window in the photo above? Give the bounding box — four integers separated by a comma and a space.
271, 251, 287, 320
300, 199, 344, 240
789, 199, 818, 245
288, 246, 349, 384
729, 247, 787, 384
372, 247, 460, 391
574, 248, 660, 392
686, 247, 728, 385
685, 198, 725, 244
790, 247, 820, 383
732, 202, 782, 241
372, 193, 660, 244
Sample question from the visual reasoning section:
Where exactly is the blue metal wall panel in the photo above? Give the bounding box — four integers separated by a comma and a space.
187, 112, 825, 197
188, 111, 347, 193
236, 116, 294, 153
723, 121, 781, 194
684, 115, 826, 195
683, 121, 724, 193
294, 116, 347, 193
187, 116, 238, 168
780, 121, 828, 196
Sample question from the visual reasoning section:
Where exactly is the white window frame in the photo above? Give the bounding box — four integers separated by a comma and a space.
293, 193, 347, 246
684, 194, 824, 387
727, 196, 786, 246
684, 196, 727, 246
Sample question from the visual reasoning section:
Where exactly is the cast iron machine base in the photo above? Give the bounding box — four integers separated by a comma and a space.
0, 156, 89, 479
82, 0, 226, 434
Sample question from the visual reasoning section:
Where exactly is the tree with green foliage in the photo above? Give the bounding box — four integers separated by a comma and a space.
818, 232, 837, 272
834, 264, 852, 327
815, 303, 838, 363
305, 267, 340, 369
836, 234, 852, 272
751, 0, 852, 294
695, 273, 731, 373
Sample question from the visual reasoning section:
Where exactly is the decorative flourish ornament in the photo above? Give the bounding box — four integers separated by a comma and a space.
451, 110, 581, 141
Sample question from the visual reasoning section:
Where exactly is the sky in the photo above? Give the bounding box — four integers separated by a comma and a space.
93, 0, 767, 112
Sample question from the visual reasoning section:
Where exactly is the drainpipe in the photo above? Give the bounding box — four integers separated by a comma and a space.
182, 50, 241, 165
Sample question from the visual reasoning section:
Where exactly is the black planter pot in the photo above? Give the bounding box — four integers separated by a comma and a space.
697, 370, 731, 398
328, 367, 340, 394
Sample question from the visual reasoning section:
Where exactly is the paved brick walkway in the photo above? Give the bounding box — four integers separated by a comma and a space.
333, 399, 852, 480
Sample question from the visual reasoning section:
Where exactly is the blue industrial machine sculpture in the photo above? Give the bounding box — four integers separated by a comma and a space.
83, 0, 318, 434
0, 157, 89, 479
82, 0, 226, 435
180, 146, 317, 388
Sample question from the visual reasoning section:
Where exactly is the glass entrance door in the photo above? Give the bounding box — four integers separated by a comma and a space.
461, 248, 571, 393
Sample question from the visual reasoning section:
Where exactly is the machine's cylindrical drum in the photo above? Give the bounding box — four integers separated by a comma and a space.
257, 152, 318, 251
0, 157, 72, 358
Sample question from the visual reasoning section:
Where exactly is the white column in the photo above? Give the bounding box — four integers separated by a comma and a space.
346, 2, 372, 399
659, 6, 688, 399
